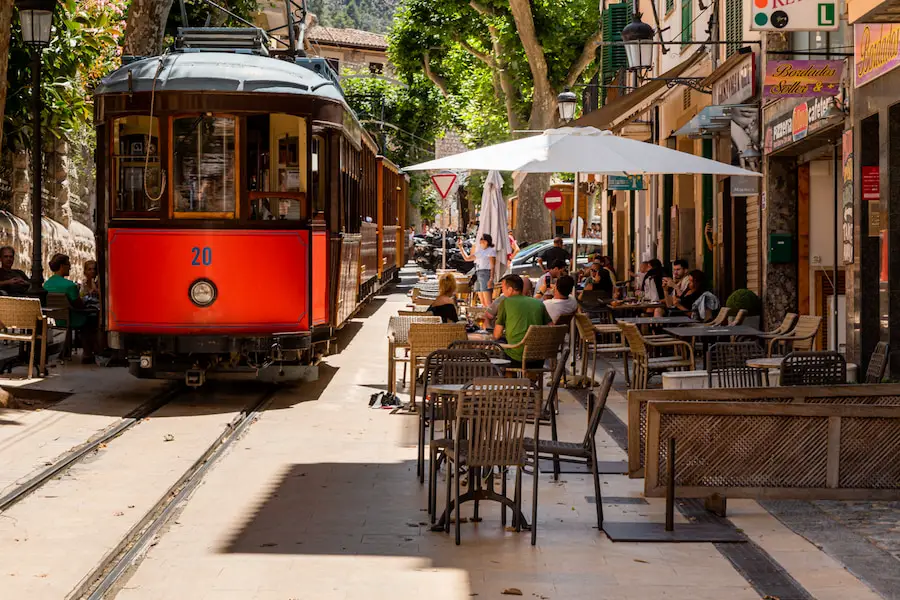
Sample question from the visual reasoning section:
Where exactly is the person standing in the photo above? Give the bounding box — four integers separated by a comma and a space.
458, 233, 497, 307
538, 237, 570, 271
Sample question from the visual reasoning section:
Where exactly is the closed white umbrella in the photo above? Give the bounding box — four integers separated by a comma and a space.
475, 170, 509, 281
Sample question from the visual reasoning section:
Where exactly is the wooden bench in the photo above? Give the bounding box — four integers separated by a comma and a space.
627, 384, 900, 478
644, 401, 900, 501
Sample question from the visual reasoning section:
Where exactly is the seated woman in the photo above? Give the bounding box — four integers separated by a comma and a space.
664, 269, 719, 320
427, 274, 459, 323
44, 254, 99, 363
80, 259, 100, 309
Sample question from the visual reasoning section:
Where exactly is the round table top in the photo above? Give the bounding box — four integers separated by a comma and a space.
746, 357, 784, 369
467, 331, 493, 341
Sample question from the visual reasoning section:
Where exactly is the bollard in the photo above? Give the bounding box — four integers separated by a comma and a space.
665, 437, 676, 532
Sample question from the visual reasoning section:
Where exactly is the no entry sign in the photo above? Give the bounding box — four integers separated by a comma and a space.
430, 172, 457, 199
543, 188, 564, 211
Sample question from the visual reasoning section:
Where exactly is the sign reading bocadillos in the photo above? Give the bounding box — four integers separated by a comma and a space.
855, 23, 900, 87
763, 60, 843, 98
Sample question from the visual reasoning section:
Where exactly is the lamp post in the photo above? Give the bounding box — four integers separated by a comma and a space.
557, 88, 580, 375
16, 0, 56, 297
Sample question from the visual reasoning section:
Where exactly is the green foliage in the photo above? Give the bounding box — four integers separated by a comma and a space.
307, 0, 400, 33
4, 0, 125, 152
341, 70, 448, 207
389, 0, 601, 145
725, 288, 762, 317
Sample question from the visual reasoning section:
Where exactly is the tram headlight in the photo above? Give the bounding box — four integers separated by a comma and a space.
189, 279, 217, 307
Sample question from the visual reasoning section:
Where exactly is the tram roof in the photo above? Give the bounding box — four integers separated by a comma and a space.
95, 52, 345, 103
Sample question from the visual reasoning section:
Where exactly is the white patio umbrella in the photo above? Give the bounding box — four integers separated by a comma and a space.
475, 170, 509, 282
405, 126, 759, 274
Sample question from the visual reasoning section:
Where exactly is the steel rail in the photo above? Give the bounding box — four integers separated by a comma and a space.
69, 385, 278, 600
0, 385, 184, 513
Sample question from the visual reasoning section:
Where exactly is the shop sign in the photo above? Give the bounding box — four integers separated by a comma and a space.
862, 166, 880, 200
752, 0, 839, 31
712, 53, 756, 105
763, 60, 843, 98
765, 96, 837, 153
608, 175, 645, 190
854, 23, 900, 87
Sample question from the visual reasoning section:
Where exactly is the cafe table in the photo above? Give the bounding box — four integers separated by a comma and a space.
616, 316, 697, 326
663, 325, 764, 367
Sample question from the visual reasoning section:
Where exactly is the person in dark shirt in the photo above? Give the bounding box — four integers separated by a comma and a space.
666, 269, 708, 315
538, 237, 570, 270
427, 274, 459, 323
0, 246, 30, 296
582, 261, 613, 297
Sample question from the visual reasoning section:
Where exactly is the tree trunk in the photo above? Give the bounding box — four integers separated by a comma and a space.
209, 0, 230, 27
0, 0, 14, 150
123, 0, 176, 57
514, 88, 558, 244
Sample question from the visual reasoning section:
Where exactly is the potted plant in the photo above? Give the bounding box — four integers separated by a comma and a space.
725, 289, 762, 329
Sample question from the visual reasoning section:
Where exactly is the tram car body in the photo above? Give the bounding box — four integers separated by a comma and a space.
94, 29, 408, 385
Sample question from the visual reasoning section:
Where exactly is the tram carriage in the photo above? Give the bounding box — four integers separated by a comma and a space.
94, 28, 409, 386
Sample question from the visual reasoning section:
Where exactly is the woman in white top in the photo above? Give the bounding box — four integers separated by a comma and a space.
458, 233, 497, 307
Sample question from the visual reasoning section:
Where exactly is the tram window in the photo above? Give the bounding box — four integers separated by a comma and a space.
172, 115, 237, 217
310, 135, 326, 215
111, 116, 162, 214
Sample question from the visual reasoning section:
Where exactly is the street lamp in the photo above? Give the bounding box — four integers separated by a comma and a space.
557, 88, 577, 124
621, 12, 655, 71
16, 0, 56, 296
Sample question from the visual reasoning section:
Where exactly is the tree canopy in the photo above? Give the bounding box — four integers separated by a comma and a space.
388, 0, 601, 239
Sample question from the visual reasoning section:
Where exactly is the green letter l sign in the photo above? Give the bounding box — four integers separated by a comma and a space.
818, 3, 835, 26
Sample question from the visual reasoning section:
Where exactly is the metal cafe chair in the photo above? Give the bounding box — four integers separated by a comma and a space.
706, 342, 765, 388
780, 351, 847, 386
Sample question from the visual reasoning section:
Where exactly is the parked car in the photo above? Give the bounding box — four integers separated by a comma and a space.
508, 238, 604, 278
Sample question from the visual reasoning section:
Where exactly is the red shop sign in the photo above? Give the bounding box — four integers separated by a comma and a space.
862, 166, 880, 200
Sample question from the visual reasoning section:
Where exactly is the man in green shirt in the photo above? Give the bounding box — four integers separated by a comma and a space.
493, 274, 551, 368
44, 253, 98, 363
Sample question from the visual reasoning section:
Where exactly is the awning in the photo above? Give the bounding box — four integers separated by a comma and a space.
570, 49, 707, 131
673, 104, 755, 138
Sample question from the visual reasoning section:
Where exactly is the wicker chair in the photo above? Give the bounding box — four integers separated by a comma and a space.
449, 339, 504, 359
502, 324, 569, 384
767, 313, 799, 336
387, 315, 441, 395
574, 313, 629, 387
730, 309, 748, 326
443, 378, 540, 545
525, 370, 615, 531
0, 297, 48, 379
618, 322, 694, 390
706, 342, 765, 388
407, 322, 468, 408
419, 348, 497, 483
767, 315, 822, 356
708, 307, 731, 326
865, 342, 890, 384
779, 351, 847, 386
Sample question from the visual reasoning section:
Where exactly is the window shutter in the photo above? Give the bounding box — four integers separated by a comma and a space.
681, 0, 692, 47
600, 2, 632, 105
666, 0, 675, 13
726, 0, 742, 57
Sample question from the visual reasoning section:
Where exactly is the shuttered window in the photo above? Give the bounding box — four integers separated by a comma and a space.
681, 0, 692, 47
600, 2, 632, 106
667, 0, 675, 14
726, 0, 743, 57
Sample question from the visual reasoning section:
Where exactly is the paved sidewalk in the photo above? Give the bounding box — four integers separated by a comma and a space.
107, 268, 888, 600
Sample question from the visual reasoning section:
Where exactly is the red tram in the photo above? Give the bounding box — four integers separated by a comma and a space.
95, 29, 408, 385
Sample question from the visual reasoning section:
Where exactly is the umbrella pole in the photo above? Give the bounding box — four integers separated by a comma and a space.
571, 172, 580, 381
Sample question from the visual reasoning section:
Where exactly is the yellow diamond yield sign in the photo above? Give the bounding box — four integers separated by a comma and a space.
430, 172, 457, 199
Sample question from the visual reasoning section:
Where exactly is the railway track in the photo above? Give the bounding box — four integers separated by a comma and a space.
68, 385, 278, 600
0, 384, 186, 513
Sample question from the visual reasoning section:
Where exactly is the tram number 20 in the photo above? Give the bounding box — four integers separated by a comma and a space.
191, 247, 212, 266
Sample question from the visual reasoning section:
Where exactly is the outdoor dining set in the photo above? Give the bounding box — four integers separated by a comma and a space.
385, 277, 893, 546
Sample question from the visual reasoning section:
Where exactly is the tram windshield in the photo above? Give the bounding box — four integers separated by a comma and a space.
172, 115, 237, 217
111, 116, 162, 214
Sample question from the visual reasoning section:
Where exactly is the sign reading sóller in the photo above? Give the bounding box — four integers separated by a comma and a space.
752, 0, 838, 31
763, 60, 843, 98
